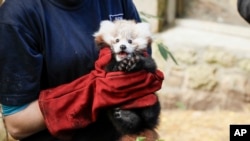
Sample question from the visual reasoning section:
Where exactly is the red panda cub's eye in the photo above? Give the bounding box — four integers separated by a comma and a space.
128, 39, 132, 44
116, 39, 120, 43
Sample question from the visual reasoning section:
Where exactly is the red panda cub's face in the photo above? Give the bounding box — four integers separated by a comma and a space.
94, 20, 152, 62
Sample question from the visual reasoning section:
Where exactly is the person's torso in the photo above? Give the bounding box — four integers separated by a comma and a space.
1, 0, 133, 88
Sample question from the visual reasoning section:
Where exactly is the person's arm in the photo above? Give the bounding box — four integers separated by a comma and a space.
3, 100, 46, 139
0, 3, 45, 138
237, 0, 250, 23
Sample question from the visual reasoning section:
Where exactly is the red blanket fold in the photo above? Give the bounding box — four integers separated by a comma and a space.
38, 47, 164, 140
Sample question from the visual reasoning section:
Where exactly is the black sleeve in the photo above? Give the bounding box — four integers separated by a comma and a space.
0, 0, 45, 106
237, 0, 250, 23
0, 24, 43, 106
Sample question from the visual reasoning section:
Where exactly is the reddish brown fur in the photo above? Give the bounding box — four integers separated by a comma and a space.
94, 35, 110, 48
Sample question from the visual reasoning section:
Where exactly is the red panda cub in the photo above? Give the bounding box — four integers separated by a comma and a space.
93, 20, 160, 141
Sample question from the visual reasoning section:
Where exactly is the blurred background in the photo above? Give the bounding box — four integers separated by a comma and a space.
133, 0, 250, 141
1, 0, 250, 141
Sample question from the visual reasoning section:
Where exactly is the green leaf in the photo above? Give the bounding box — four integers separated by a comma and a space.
140, 17, 148, 22
176, 102, 186, 110
157, 42, 178, 65
136, 136, 146, 141
139, 11, 161, 19
158, 43, 168, 61
167, 50, 178, 65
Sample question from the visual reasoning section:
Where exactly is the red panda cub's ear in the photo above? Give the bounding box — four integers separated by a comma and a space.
94, 36, 106, 49
147, 37, 153, 48
133, 22, 152, 50
93, 20, 116, 48
135, 22, 151, 38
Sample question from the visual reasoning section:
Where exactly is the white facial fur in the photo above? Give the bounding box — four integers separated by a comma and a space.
93, 20, 152, 62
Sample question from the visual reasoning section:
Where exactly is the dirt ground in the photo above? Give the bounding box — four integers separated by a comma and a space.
157, 110, 250, 141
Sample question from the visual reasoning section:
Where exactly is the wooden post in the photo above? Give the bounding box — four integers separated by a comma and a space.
176, 0, 184, 17
0, 0, 4, 6
157, 0, 167, 31
133, 0, 160, 32
134, 0, 177, 32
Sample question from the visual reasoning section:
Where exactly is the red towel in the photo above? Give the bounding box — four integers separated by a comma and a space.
38, 47, 164, 140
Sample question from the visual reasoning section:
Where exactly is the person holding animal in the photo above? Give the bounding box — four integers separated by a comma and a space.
0, 0, 163, 141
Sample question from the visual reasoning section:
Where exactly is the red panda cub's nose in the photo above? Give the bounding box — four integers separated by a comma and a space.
120, 45, 127, 50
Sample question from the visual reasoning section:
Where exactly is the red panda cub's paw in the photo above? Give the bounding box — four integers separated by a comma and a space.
117, 53, 140, 72
119, 129, 159, 141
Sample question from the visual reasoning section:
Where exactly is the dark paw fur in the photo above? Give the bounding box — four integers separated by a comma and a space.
110, 108, 142, 134
139, 102, 161, 129
117, 54, 140, 72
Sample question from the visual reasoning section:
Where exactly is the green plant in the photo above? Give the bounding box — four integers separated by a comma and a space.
156, 41, 178, 65
136, 136, 165, 141
136, 136, 146, 141
176, 101, 186, 110
139, 11, 161, 22
139, 12, 178, 65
